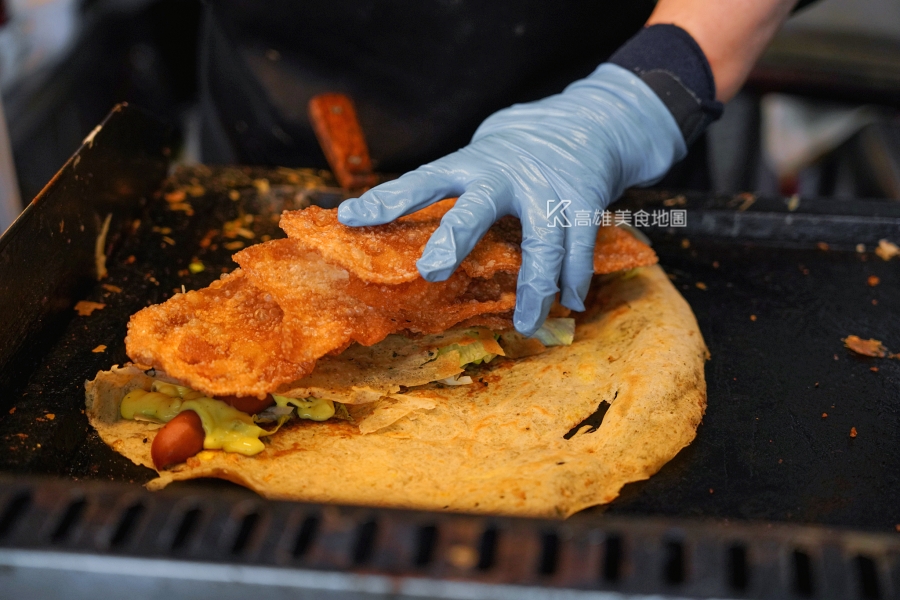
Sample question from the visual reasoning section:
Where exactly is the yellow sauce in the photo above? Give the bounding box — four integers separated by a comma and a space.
181, 398, 267, 455
119, 383, 336, 457
272, 395, 335, 421
120, 390, 182, 422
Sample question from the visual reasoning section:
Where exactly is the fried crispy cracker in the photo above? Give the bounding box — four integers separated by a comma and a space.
125, 270, 311, 398
234, 239, 517, 366
280, 199, 656, 283
127, 203, 658, 397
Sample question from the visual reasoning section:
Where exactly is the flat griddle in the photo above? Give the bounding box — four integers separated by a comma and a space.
0, 105, 898, 598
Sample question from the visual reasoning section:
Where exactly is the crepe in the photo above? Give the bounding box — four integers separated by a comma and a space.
87, 264, 708, 518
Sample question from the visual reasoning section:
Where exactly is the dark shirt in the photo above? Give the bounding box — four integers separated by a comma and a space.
200, 0, 821, 171
199, 1, 656, 171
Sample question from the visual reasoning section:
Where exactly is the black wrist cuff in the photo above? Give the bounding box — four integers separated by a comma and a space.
609, 24, 724, 146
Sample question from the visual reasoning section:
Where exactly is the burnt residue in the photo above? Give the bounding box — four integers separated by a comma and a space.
0, 133, 332, 478
564, 395, 614, 440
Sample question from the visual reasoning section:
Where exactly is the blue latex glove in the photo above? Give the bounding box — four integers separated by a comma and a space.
338, 64, 686, 335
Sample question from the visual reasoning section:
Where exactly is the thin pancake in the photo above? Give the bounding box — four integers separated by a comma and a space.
275, 327, 503, 405
89, 265, 708, 518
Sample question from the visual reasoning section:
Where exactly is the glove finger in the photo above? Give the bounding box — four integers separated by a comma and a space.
417, 181, 509, 282
514, 209, 566, 336
338, 161, 462, 226
559, 221, 598, 311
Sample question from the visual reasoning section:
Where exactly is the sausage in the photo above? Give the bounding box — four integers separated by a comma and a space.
151, 410, 205, 469
216, 394, 275, 415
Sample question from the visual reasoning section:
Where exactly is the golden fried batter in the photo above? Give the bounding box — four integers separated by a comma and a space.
234, 239, 516, 365
592, 226, 658, 274
280, 199, 656, 283
126, 202, 658, 397
125, 270, 313, 398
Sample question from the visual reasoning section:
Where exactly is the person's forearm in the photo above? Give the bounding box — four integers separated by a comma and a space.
647, 0, 798, 102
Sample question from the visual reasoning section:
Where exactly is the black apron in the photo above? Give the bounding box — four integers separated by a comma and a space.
199, 1, 656, 171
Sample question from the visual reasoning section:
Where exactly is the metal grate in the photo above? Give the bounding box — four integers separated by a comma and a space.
0, 475, 896, 599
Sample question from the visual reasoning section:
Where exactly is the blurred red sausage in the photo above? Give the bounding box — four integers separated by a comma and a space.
216, 394, 275, 415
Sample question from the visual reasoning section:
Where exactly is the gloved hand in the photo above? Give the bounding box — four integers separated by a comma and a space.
338, 64, 686, 336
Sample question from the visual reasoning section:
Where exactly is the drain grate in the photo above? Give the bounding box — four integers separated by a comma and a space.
0, 475, 897, 599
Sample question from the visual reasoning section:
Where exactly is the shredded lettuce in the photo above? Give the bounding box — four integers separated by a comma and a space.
332, 402, 352, 421
271, 395, 336, 421
437, 340, 496, 368
530, 318, 575, 346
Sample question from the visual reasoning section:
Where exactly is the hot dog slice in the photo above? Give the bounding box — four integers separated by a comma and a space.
151, 410, 205, 469
216, 394, 275, 415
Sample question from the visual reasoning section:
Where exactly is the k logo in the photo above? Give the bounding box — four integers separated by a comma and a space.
546, 199, 572, 228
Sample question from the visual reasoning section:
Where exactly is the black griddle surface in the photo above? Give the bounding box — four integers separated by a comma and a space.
1, 165, 898, 533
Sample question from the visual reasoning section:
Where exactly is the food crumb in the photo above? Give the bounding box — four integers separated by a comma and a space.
164, 190, 186, 203
816, 242, 829, 251
875, 239, 899, 261
125, 255, 136, 264
45, 414, 55, 420
896, 524, 900, 533
872, 299, 879, 305
850, 427, 858, 438
778, 459, 783, 464
856, 243, 866, 253
186, 184, 205, 197
822, 413, 828, 418
92, 345, 107, 353
867, 275, 880, 287
834, 354, 839, 361
14, 433, 26, 439
8, 407, 14, 414
712, 261, 720, 268
871, 367, 879, 373
695, 282, 707, 290
188, 261, 205, 274
681, 238, 690, 249
101, 284, 122, 293
447, 544, 478, 569
815, 382, 819, 387
74, 301, 105, 316
709, 488, 714, 494
253, 178, 271, 195
228, 189, 240, 201
843, 335, 888, 358
750, 314, 757, 321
